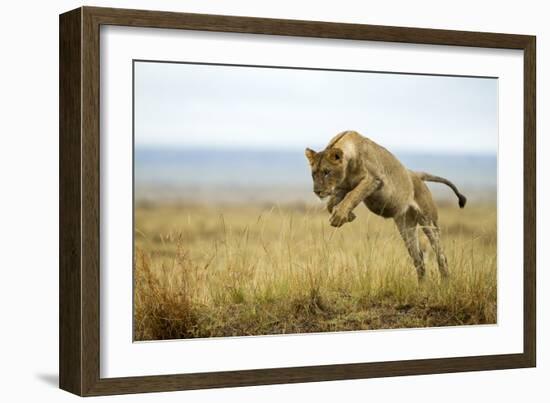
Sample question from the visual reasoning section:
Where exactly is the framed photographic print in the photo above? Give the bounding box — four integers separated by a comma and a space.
59, 6, 536, 396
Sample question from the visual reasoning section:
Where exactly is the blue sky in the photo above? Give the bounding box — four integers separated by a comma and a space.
134, 61, 497, 154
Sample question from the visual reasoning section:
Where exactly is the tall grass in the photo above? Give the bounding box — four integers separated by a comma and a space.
134, 202, 496, 340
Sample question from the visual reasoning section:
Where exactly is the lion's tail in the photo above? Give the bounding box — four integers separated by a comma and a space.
417, 172, 467, 208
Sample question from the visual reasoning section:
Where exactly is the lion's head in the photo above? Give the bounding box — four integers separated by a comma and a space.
305, 147, 346, 199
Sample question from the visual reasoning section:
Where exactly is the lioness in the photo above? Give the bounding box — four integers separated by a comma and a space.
305, 130, 467, 281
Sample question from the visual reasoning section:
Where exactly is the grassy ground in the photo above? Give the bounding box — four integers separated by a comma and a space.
134, 201, 497, 341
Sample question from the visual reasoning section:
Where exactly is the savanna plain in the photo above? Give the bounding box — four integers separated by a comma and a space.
134, 199, 496, 341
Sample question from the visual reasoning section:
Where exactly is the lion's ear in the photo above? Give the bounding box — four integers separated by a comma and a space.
305, 148, 317, 166
327, 147, 343, 164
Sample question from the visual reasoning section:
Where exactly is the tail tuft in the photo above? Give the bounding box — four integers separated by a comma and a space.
458, 194, 467, 208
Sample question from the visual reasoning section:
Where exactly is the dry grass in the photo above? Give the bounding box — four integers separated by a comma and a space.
134, 201, 497, 341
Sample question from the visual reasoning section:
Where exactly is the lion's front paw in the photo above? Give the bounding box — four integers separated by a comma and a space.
327, 198, 338, 214
330, 207, 352, 228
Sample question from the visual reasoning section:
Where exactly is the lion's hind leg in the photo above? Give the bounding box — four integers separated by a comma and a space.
421, 221, 450, 279
409, 171, 449, 280
395, 209, 426, 282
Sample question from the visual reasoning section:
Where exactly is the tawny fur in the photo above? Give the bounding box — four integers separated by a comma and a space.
305, 130, 467, 281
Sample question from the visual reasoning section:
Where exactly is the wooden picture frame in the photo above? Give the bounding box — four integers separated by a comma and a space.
59, 6, 536, 396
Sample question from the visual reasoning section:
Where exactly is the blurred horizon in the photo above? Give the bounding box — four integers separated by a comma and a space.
134, 146, 496, 205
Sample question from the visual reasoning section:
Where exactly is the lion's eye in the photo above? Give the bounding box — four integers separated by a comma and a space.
324, 170, 331, 177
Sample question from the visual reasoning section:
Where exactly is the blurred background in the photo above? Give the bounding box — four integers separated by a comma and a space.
134, 61, 497, 205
